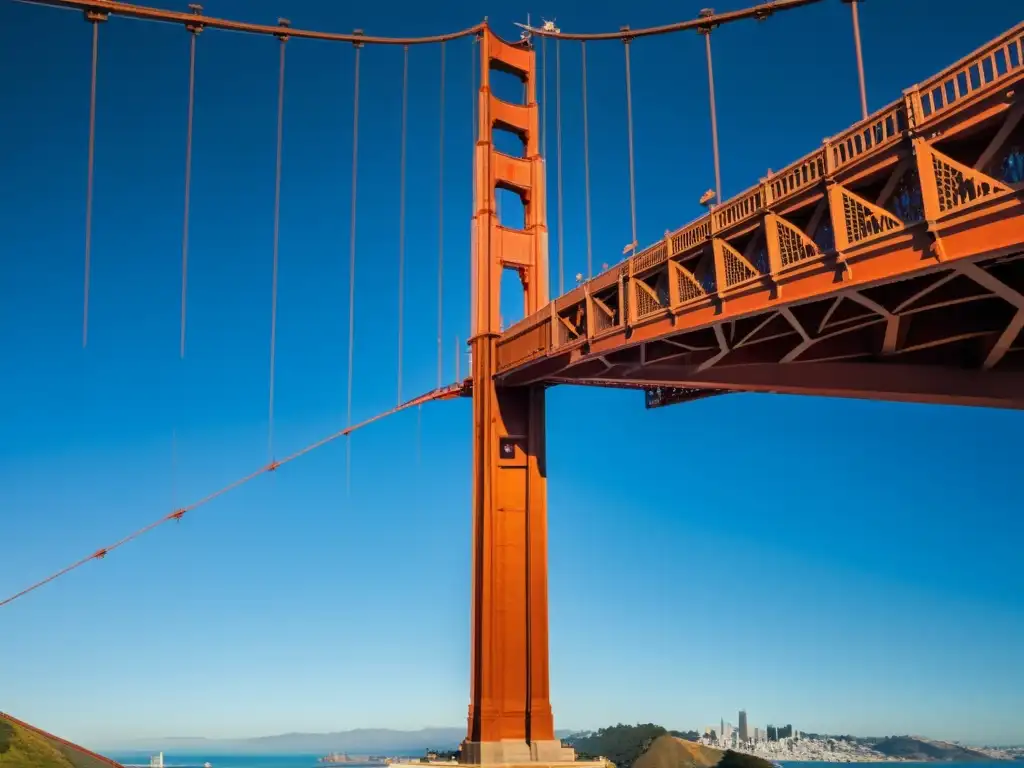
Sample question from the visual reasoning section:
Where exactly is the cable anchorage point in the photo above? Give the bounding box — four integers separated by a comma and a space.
275, 17, 290, 42
698, 8, 718, 34
186, 3, 204, 34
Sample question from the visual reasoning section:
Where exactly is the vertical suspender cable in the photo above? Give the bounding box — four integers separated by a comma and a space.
422, 40, 446, 456
83, 13, 104, 349
180, 22, 199, 359
699, 11, 722, 206
397, 44, 408, 405
555, 38, 564, 296
415, 407, 422, 466
171, 428, 178, 511
622, 30, 638, 254
845, 0, 869, 119
541, 36, 547, 162
580, 41, 593, 280
466, 35, 479, 376
471, 36, 477, 143
437, 41, 446, 389
346, 33, 363, 494
268, 25, 288, 462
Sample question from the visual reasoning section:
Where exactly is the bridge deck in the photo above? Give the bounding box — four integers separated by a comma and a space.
494, 22, 1024, 409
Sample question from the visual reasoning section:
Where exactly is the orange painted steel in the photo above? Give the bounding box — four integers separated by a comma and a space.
464, 27, 571, 765
495, 21, 1024, 411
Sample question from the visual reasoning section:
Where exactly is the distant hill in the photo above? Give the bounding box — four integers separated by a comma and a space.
872, 736, 994, 762
104, 728, 576, 755
0, 712, 124, 768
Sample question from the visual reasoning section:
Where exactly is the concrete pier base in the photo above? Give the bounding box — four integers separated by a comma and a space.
389, 758, 606, 768
459, 740, 578, 765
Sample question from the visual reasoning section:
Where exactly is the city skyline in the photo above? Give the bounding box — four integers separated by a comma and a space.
1, 0, 1022, 753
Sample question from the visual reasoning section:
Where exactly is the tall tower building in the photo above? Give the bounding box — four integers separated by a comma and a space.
738, 710, 748, 743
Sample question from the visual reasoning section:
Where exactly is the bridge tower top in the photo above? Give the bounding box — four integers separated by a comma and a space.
470, 27, 548, 341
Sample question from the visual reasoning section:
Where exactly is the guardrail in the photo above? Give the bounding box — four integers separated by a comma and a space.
494, 20, 1024, 372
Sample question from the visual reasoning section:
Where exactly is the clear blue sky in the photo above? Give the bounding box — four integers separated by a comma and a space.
1, 0, 1022, 751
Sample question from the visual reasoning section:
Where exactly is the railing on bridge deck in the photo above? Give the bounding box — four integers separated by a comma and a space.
494, 21, 1024, 376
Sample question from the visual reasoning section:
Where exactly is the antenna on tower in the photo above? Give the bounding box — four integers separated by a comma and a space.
520, 12, 531, 41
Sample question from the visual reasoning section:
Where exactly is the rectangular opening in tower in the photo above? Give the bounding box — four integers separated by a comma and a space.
488, 66, 527, 106
500, 267, 527, 330
495, 186, 526, 230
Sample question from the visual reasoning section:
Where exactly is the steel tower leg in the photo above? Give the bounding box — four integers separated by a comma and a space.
464, 26, 574, 766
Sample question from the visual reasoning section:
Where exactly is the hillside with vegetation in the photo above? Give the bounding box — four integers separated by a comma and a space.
872, 736, 994, 762
0, 713, 123, 768
567, 726, 773, 768
634, 734, 724, 768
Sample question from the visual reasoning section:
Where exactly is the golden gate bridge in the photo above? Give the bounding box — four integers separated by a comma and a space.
3, 0, 1023, 763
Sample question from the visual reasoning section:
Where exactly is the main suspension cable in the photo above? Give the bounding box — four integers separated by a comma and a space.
346, 34, 363, 494
268, 23, 288, 462
555, 38, 564, 295
0, 384, 465, 611
397, 44, 409, 405
22, 0, 487, 45
82, 12, 105, 348
581, 41, 593, 279
179, 19, 199, 359
623, 31, 638, 253
437, 41, 446, 389
518, 0, 824, 40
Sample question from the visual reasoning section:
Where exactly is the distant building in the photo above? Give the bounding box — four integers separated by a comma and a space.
738, 710, 748, 743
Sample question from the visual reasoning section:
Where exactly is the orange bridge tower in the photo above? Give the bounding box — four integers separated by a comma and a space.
463, 26, 575, 766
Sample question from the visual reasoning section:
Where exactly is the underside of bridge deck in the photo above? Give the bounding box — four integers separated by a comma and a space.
514, 249, 1024, 410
